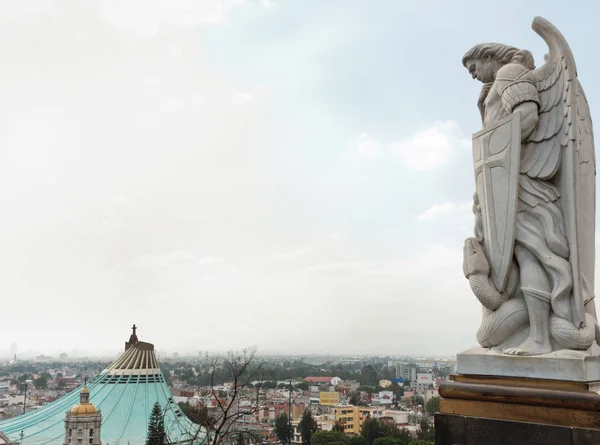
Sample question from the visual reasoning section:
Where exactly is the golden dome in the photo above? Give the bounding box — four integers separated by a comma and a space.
70, 386, 97, 416
70, 404, 97, 416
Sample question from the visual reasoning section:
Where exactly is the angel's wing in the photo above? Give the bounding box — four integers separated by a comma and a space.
572, 77, 597, 322
520, 55, 565, 179
525, 16, 596, 327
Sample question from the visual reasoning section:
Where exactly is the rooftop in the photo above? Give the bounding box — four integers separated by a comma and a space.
304, 377, 334, 383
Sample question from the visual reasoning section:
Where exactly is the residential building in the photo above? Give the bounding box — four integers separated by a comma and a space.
291, 421, 301, 445
374, 391, 394, 406
334, 406, 359, 434
416, 373, 433, 391
304, 377, 342, 386
258, 402, 305, 422
334, 406, 384, 434
381, 409, 410, 426
423, 388, 439, 403
337, 380, 360, 393
314, 413, 336, 431
393, 364, 417, 385
0, 395, 24, 407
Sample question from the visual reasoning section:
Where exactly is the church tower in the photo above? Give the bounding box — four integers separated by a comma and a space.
63, 386, 102, 445
0, 325, 196, 445
125, 323, 139, 350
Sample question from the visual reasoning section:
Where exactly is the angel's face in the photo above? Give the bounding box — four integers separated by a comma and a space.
466, 58, 500, 83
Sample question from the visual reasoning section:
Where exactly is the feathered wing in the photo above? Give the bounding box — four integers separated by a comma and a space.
525, 17, 597, 327
573, 78, 596, 320
521, 57, 566, 179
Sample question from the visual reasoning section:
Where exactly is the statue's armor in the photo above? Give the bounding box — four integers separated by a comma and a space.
483, 64, 561, 215
483, 64, 539, 127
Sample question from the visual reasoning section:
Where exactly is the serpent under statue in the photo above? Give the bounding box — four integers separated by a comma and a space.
462, 17, 599, 355
463, 225, 599, 351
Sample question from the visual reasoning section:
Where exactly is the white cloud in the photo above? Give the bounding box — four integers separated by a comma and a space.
395, 244, 462, 276
416, 203, 456, 221
231, 91, 254, 105
301, 261, 376, 275
162, 96, 186, 112
0, 1, 56, 18
111, 195, 131, 203
191, 94, 205, 110
416, 201, 472, 221
329, 233, 341, 240
98, 0, 251, 36
390, 121, 469, 170
261, 0, 274, 7
118, 252, 231, 296
131, 251, 225, 269
274, 246, 312, 262
354, 132, 381, 157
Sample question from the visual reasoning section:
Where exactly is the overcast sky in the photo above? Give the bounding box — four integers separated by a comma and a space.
1, 0, 600, 358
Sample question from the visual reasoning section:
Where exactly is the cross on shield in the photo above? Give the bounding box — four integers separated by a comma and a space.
472, 112, 521, 292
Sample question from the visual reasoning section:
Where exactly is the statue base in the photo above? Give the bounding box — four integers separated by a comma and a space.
435, 413, 600, 445
436, 373, 600, 444
457, 346, 600, 381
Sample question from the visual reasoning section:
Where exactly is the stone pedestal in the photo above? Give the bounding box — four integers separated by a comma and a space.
435, 373, 600, 444
435, 413, 600, 445
457, 347, 600, 381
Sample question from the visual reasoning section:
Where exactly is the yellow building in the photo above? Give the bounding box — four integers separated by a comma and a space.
334, 406, 384, 434
319, 391, 340, 406
334, 406, 359, 434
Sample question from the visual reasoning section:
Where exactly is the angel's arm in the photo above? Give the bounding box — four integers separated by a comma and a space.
514, 102, 539, 141
494, 63, 541, 142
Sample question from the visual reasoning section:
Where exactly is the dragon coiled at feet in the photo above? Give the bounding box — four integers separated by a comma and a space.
463, 237, 598, 351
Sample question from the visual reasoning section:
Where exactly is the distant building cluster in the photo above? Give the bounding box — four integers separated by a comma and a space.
0, 327, 455, 445
168, 357, 454, 442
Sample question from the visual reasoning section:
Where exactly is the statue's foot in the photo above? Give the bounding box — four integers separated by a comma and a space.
502, 337, 552, 356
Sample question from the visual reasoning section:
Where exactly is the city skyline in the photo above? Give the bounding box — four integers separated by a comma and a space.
0, 340, 458, 361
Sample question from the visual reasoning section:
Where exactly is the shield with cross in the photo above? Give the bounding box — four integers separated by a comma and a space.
472, 111, 521, 292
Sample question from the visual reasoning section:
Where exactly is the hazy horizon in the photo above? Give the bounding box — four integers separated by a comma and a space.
0, 343, 457, 361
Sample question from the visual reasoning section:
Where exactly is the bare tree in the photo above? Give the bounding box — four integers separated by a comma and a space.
183, 348, 264, 445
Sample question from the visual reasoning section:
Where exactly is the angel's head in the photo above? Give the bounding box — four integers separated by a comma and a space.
462, 43, 535, 83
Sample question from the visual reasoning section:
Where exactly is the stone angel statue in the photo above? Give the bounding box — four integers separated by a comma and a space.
462, 17, 598, 355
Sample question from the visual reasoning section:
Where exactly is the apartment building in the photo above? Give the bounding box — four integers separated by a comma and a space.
334, 406, 384, 434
